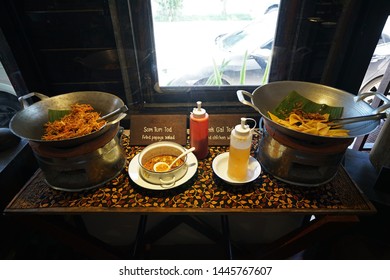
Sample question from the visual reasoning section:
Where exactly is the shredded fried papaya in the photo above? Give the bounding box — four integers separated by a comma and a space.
268, 111, 349, 137
42, 103, 106, 140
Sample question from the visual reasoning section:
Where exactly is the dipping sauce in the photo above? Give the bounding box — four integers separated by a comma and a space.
143, 155, 184, 172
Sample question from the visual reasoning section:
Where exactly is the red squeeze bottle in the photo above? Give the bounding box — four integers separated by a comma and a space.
190, 101, 209, 159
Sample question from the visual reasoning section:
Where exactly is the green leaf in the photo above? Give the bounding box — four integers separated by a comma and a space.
239, 50, 248, 85
272, 90, 344, 120
48, 109, 71, 122
207, 58, 230, 85
212, 58, 222, 85
261, 60, 270, 85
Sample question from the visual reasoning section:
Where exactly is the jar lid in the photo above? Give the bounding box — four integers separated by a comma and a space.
192, 101, 206, 118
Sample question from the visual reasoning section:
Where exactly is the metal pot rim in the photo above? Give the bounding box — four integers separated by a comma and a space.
238, 81, 387, 142
9, 91, 126, 147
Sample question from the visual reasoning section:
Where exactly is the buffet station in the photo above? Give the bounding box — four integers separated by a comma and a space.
5, 81, 386, 259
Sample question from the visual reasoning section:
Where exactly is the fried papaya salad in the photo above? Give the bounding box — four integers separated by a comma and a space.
42, 103, 106, 140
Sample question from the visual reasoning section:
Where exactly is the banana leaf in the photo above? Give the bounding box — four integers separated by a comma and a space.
48, 109, 71, 122
271, 90, 343, 120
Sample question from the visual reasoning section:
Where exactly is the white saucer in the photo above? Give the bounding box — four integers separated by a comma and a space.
212, 152, 261, 185
128, 152, 198, 190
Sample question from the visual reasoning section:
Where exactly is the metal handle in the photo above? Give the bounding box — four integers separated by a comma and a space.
355, 91, 390, 114
236, 90, 262, 114
18, 92, 49, 109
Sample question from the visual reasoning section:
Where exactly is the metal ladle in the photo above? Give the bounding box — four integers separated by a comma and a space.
153, 147, 195, 172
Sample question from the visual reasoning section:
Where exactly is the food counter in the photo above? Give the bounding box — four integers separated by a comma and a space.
4, 131, 375, 259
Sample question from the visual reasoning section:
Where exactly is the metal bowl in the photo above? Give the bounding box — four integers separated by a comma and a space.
237, 80, 390, 142
9, 91, 126, 147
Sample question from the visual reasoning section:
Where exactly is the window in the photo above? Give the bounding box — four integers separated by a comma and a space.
360, 16, 390, 93
127, 0, 281, 113
132, 0, 354, 110
0, 60, 20, 127
151, 0, 279, 87
0, 27, 21, 128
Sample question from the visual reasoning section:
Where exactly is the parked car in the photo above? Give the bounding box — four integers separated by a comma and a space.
0, 62, 20, 127
360, 39, 390, 93
360, 17, 390, 93
169, 8, 278, 86
169, 10, 390, 90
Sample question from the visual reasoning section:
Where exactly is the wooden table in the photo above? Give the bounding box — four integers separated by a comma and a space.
4, 133, 376, 259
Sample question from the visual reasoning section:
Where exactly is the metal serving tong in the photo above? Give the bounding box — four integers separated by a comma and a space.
328, 112, 387, 127
98, 105, 128, 121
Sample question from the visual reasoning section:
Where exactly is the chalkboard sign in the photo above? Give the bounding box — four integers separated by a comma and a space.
129, 115, 187, 145
208, 114, 245, 145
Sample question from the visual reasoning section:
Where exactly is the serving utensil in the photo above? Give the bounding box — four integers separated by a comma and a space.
329, 112, 387, 127
98, 105, 128, 121
153, 147, 195, 172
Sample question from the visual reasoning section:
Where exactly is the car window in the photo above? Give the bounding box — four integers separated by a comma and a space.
219, 10, 278, 52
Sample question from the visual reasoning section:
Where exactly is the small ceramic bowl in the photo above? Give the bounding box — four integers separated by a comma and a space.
138, 141, 189, 187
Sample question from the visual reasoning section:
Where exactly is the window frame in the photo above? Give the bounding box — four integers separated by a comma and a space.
126, 0, 272, 114
128, 0, 381, 114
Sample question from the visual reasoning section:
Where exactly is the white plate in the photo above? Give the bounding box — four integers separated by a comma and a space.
212, 152, 261, 185
128, 152, 198, 190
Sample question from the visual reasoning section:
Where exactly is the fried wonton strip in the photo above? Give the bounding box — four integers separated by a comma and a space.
267, 111, 349, 137
288, 113, 302, 125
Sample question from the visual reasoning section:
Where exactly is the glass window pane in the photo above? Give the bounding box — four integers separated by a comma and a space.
360, 15, 390, 93
151, 0, 280, 87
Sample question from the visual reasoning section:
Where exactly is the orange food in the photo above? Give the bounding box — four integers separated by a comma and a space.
143, 155, 184, 172
42, 103, 106, 140
268, 111, 349, 137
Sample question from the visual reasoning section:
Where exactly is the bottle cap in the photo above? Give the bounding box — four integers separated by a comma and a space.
234, 117, 251, 136
192, 101, 206, 118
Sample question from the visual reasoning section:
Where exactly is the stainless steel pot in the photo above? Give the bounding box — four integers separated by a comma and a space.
258, 123, 353, 186
30, 126, 126, 192
238, 81, 390, 186
237, 81, 390, 142
9, 91, 127, 147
